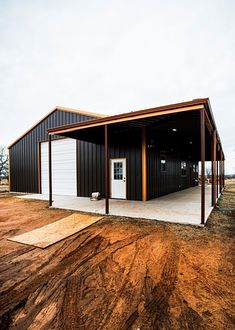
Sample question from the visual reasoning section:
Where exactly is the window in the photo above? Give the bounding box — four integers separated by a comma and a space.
181, 161, 187, 176
161, 156, 166, 172
193, 163, 199, 173
114, 162, 123, 180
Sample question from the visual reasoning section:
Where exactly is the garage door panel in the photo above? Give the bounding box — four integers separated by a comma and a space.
41, 139, 77, 196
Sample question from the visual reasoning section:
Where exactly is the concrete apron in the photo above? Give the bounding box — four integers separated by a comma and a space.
17, 186, 214, 226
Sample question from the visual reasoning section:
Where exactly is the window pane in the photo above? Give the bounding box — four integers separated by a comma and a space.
113, 162, 123, 180
161, 156, 166, 172
181, 161, 187, 176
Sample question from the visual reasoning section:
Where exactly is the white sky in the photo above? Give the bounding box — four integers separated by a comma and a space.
0, 0, 234, 173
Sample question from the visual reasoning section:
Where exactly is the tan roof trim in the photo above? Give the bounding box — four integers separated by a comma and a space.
49, 105, 204, 135
48, 100, 207, 136
8, 106, 107, 149
54, 106, 106, 119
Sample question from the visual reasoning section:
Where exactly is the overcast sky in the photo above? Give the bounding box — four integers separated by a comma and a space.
0, 0, 234, 173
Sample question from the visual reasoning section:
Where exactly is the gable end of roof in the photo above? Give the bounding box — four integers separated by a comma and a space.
8, 106, 106, 149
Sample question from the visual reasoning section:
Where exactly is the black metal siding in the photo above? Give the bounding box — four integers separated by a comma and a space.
109, 128, 142, 201
77, 127, 142, 200
77, 141, 105, 198
9, 110, 94, 193
148, 154, 196, 199
147, 149, 198, 199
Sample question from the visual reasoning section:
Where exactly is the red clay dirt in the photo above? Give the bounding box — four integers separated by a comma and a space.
0, 182, 234, 330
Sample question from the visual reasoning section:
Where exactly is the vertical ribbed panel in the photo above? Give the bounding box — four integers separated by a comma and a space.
9, 110, 94, 193
147, 128, 199, 199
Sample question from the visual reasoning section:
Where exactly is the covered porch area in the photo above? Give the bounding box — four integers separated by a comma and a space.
20, 185, 213, 225
47, 99, 225, 226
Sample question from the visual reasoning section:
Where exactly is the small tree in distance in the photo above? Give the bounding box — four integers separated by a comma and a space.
0, 146, 8, 183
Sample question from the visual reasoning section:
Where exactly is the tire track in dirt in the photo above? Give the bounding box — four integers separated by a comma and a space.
1, 229, 150, 328
121, 240, 181, 330
0, 190, 234, 329
0, 232, 107, 316
59, 233, 151, 329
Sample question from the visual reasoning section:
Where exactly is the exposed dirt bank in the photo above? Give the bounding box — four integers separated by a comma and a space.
0, 182, 234, 329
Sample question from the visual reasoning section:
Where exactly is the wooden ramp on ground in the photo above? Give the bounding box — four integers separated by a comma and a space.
8, 213, 102, 248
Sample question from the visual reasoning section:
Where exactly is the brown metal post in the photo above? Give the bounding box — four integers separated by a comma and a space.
200, 109, 205, 225
49, 134, 52, 207
223, 158, 225, 188
216, 152, 219, 199
211, 157, 213, 206
223, 158, 224, 189
105, 125, 109, 214
8, 149, 11, 193
211, 130, 217, 206
219, 151, 221, 194
222, 160, 223, 189
222, 153, 224, 190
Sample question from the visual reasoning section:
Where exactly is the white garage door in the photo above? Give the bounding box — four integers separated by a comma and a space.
40, 139, 77, 196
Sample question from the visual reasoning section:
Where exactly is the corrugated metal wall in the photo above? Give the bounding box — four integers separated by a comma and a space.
77, 141, 105, 198
109, 127, 142, 200
9, 110, 94, 193
147, 152, 198, 199
147, 130, 198, 199
77, 127, 142, 200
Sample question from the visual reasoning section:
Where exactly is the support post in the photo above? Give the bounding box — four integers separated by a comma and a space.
49, 134, 52, 207
219, 156, 221, 194
220, 150, 223, 193
216, 153, 219, 199
38, 143, 41, 193
8, 149, 11, 193
211, 130, 217, 206
222, 158, 225, 189
105, 125, 109, 214
200, 109, 205, 225
141, 127, 147, 201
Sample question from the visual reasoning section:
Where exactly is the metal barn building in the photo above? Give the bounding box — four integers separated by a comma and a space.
8, 98, 225, 225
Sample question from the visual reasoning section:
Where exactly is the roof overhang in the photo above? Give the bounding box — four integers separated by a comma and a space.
48, 98, 224, 159
48, 100, 205, 134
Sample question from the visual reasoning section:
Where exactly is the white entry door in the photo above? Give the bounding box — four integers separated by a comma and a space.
40, 138, 77, 196
110, 158, 126, 199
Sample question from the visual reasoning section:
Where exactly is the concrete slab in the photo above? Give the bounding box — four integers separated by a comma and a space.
18, 186, 214, 226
